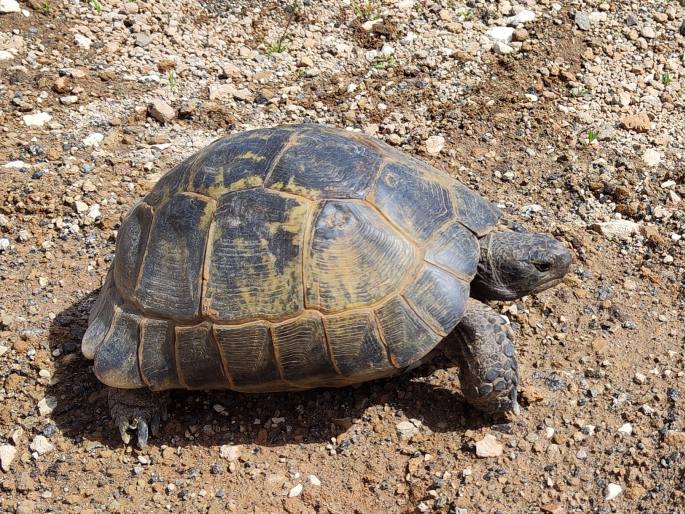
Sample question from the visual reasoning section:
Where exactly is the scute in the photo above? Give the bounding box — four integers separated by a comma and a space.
272, 312, 340, 386
202, 188, 309, 322
114, 201, 153, 301
176, 323, 227, 389
323, 310, 393, 380
93, 308, 144, 389
369, 161, 454, 242
134, 193, 214, 321
424, 222, 480, 280
305, 200, 417, 312
82, 270, 119, 359
403, 265, 469, 336
188, 127, 294, 196
265, 126, 383, 199
214, 322, 282, 392
375, 297, 441, 368
139, 318, 179, 391
453, 182, 501, 236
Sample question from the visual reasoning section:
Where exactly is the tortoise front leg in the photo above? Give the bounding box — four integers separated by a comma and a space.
444, 299, 520, 415
108, 387, 170, 448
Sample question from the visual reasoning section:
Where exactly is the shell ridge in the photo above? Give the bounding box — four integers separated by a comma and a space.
371, 308, 400, 369
399, 292, 447, 339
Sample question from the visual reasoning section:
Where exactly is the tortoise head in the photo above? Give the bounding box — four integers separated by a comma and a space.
470, 231, 572, 301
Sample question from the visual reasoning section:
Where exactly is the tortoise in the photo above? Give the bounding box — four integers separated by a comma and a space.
81, 124, 571, 447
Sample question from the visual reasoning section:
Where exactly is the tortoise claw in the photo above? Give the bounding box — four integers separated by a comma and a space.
136, 419, 149, 449
108, 388, 170, 448
117, 417, 132, 445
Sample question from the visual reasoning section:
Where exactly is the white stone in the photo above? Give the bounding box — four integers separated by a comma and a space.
397, 0, 414, 10
83, 133, 104, 147
642, 149, 661, 167
486, 26, 514, 44
208, 83, 252, 102
219, 444, 241, 461
87, 204, 101, 220
0, 50, 14, 60
30, 435, 54, 455
0, 445, 16, 471
605, 483, 622, 501
74, 34, 92, 50
521, 204, 543, 216
60, 95, 79, 105
0, 238, 9, 251
588, 12, 608, 24
380, 43, 395, 56
3, 160, 28, 169
475, 434, 503, 458
597, 220, 640, 241
288, 484, 303, 497
74, 201, 88, 214
618, 423, 633, 435
396, 420, 419, 438
361, 19, 382, 31
640, 404, 655, 415
23, 112, 52, 127
493, 41, 514, 55
306, 474, 321, 486
506, 10, 535, 26
37, 396, 57, 416
0, 0, 20, 13
634, 372, 647, 384
425, 135, 445, 155
148, 98, 176, 124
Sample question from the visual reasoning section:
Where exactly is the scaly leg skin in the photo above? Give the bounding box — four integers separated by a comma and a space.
108, 388, 169, 448
445, 299, 520, 415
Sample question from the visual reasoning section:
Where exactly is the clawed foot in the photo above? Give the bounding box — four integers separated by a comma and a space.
108, 388, 169, 448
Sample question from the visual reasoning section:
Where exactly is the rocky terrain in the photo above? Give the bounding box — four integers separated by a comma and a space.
0, 0, 683, 512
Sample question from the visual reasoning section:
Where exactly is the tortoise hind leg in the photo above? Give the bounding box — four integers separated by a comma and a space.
108, 388, 170, 448
444, 299, 519, 415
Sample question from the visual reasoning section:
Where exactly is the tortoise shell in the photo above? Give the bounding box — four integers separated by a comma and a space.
82, 125, 501, 392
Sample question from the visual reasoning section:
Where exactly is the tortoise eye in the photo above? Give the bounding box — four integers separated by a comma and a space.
533, 262, 551, 272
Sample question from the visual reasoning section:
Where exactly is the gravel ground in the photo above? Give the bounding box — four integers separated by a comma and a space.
0, 0, 684, 512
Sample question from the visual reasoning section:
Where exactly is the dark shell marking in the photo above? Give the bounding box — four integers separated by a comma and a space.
85, 124, 500, 391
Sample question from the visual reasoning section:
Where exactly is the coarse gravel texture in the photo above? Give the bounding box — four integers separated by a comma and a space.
1, 0, 684, 513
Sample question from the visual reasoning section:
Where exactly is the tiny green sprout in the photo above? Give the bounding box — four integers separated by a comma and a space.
167, 70, 177, 91
587, 129, 599, 144
455, 8, 473, 20
263, 1, 300, 55
569, 86, 588, 98
351, 0, 378, 22
662, 72, 672, 86
90, 0, 102, 13
42, 0, 50, 14
263, 39, 286, 54
372, 55, 396, 70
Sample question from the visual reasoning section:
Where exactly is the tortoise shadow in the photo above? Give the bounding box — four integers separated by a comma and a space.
47, 292, 494, 450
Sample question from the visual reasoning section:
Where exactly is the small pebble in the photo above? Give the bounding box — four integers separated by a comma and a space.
618, 423, 633, 435
0, 444, 17, 472
605, 483, 622, 501
219, 444, 241, 461
306, 474, 321, 486
30, 435, 55, 455
288, 484, 303, 497
425, 135, 445, 155
475, 434, 503, 458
